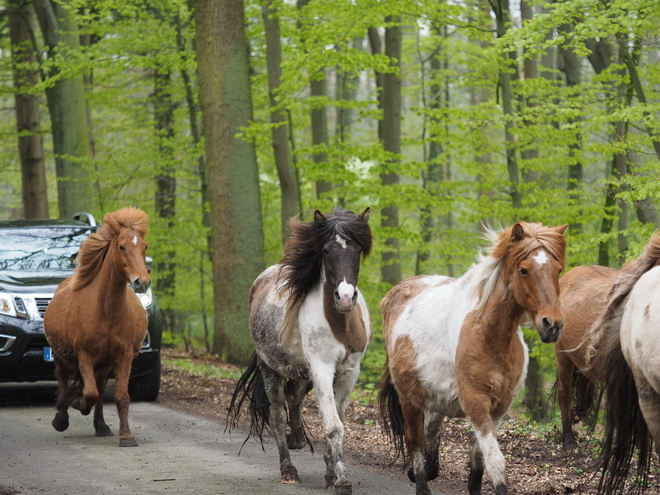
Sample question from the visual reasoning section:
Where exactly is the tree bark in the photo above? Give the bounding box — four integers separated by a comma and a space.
380, 19, 402, 286
33, 0, 93, 218
195, 0, 265, 363
9, 0, 48, 219
262, 0, 300, 238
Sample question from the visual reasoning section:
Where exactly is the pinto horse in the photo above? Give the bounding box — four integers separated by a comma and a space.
379, 222, 567, 495
228, 207, 372, 495
44, 207, 150, 447
583, 236, 660, 494
554, 235, 660, 451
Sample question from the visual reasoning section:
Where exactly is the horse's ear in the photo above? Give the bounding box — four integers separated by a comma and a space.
314, 210, 326, 222
102, 212, 120, 235
358, 207, 370, 223
554, 224, 569, 235
511, 223, 525, 243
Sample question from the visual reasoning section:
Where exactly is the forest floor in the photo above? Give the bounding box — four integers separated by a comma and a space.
157, 349, 660, 495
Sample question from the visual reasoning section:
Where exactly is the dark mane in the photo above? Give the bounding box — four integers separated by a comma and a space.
73, 207, 149, 291
280, 207, 372, 332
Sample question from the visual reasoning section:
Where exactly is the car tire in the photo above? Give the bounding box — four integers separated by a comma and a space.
129, 356, 161, 402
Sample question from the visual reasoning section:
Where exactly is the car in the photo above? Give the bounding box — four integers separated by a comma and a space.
0, 212, 162, 401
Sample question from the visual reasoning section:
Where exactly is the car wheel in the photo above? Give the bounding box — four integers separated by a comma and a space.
129, 356, 161, 402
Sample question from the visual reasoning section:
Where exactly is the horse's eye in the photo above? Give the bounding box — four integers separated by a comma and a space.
119, 245, 125, 251
519, 267, 529, 276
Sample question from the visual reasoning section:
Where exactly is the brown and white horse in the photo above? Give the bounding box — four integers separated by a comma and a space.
44, 207, 150, 447
554, 235, 660, 451
379, 222, 567, 495
585, 236, 660, 494
228, 207, 372, 495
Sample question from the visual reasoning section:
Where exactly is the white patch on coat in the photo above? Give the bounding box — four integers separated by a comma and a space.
335, 234, 347, 248
533, 250, 548, 265
132, 235, 138, 245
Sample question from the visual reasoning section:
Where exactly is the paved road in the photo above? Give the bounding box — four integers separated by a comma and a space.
0, 383, 414, 495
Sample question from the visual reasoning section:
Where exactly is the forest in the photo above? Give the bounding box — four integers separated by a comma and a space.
1, 0, 659, 420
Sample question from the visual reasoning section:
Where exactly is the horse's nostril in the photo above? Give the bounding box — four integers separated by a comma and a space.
542, 317, 552, 330
133, 278, 142, 289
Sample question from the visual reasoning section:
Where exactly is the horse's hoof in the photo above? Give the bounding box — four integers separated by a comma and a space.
407, 467, 416, 483
52, 416, 69, 432
280, 466, 300, 484
333, 483, 352, 495
287, 433, 305, 450
325, 474, 337, 488
119, 436, 138, 447
563, 438, 578, 451
95, 425, 114, 437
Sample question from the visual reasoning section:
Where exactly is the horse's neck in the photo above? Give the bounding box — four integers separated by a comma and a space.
321, 281, 368, 354
95, 258, 129, 315
477, 272, 523, 345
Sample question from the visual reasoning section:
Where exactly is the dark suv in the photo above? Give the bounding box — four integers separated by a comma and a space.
0, 212, 162, 401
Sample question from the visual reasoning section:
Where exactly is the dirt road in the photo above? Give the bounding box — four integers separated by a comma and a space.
0, 383, 413, 495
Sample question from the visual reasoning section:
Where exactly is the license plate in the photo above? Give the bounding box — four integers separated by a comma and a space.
43, 347, 54, 362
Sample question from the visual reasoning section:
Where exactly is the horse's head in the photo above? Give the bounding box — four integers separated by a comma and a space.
105, 209, 151, 294
505, 222, 568, 343
315, 207, 371, 314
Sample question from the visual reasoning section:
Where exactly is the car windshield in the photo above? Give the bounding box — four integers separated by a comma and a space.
0, 227, 92, 271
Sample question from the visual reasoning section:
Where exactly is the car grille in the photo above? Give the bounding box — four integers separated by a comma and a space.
13, 297, 26, 314
35, 298, 52, 318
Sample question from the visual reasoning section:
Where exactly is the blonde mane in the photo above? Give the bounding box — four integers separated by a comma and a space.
473, 222, 567, 310
73, 207, 149, 291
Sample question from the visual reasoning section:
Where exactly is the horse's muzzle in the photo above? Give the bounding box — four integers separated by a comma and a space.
335, 290, 358, 314
537, 316, 564, 343
132, 277, 151, 294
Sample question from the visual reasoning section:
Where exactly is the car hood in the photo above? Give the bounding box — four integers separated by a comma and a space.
0, 270, 70, 293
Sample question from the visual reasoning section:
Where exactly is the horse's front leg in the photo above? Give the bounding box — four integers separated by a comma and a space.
556, 352, 578, 450
259, 362, 300, 483
468, 412, 506, 495
93, 368, 113, 437
424, 411, 445, 481
77, 352, 99, 416
52, 360, 71, 432
113, 353, 137, 447
311, 362, 354, 495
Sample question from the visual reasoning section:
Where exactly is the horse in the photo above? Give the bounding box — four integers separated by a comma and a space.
378, 222, 568, 495
584, 236, 660, 494
44, 207, 151, 447
227, 207, 372, 495
554, 234, 660, 451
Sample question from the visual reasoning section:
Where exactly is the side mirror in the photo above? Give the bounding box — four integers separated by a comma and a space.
145, 256, 153, 273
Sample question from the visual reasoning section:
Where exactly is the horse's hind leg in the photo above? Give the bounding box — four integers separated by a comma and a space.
260, 362, 300, 483
52, 361, 71, 432
286, 378, 310, 450
401, 401, 431, 495
424, 411, 444, 481
556, 353, 578, 450
93, 369, 113, 437
113, 353, 137, 447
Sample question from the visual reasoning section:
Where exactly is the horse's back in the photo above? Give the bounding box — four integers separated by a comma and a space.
620, 266, 660, 391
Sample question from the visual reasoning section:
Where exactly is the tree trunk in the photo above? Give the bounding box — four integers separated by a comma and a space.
153, 69, 178, 336
33, 0, 93, 218
9, 0, 48, 219
262, 0, 300, 238
379, 19, 402, 286
195, 0, 265, 363
492, 0, 521, 211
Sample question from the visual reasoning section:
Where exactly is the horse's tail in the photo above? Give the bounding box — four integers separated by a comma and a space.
597, 340, 653, 495
377, 365, 406, 463
226, 352, 271, 450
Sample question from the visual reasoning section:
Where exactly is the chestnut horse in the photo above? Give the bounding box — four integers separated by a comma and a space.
379, 222, 567, 495
228, 207, 372, 495
554, 235, 660, 451
44, 207, 150, 447
587, 237, 660, 494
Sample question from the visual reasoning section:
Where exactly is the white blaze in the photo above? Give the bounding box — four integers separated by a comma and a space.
337, 279, 355, 300
132, 235, 138, 246
335, 234, 347, 249
533, 250, 548, 265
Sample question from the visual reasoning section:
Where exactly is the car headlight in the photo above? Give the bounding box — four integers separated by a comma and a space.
0, 292, 17, 317
137, 288, 153, 309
